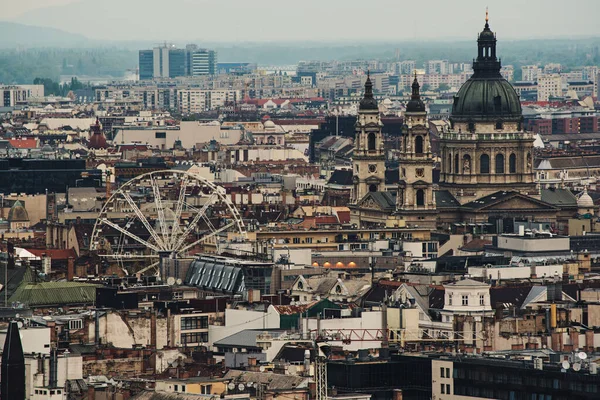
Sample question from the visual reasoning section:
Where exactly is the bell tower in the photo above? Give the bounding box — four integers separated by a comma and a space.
352, 73, 386, 203
396, 74, 437, 227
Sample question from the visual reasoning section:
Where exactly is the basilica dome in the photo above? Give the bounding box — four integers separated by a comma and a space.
359, 73, 378, 111
451, 16, 522, 123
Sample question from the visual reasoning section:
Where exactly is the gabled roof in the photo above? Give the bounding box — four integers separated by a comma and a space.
9, 282, 99, 307
435, 190, 460, 208
541, 188, 578, 208
460, 191, 557, 212
445, 278, 489, 287
327, 170, 353, 186
358, 191, 396, 212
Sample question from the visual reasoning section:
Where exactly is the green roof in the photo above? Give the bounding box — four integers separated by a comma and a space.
9, 281, 99, 307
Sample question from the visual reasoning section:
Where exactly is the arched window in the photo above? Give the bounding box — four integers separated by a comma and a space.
509, 153, 517, 173
415, 135, 424, 154
495, 153, 505, 174
368, 132, 376, 151
455, 154, 459, 174
416, 189, 425, 206
369, 184, 377, 192
468, 122, 475, 132
480, 154, 490, 174
448, 153, 453, 173
495, 121, 503, 130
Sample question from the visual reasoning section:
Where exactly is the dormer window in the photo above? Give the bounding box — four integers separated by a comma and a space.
468, 122, 475, 132
297, 281, 303, 290
495, 121, 503, 130
335, 285, 342, 294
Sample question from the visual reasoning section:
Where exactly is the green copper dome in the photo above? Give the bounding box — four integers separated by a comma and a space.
451, 17, 522, 123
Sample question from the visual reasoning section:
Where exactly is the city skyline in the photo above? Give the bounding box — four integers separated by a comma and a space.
2, 0, 600, 42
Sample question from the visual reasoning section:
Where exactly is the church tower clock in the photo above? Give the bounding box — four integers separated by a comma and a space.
352, 73, 386, 203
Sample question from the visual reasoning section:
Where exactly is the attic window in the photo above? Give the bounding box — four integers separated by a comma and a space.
297, 281, 304, 290
495, 121, 503, 130
335, 285, 342, 293
468, 122, 475, 132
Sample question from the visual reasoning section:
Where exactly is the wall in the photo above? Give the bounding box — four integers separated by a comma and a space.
89, 311, 169, 349
0, 326, 50, 355
209, 308, 280, 347
304, 311, 383, 351
496, 236, 569, 252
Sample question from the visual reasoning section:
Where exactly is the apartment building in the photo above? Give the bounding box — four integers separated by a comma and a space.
537, 74, 563, 101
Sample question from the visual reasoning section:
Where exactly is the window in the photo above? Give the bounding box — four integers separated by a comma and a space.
369, 184, 378, 192
509, 153, 517, 173
174, 385, 179, 392
155, 131, 166, 139
416, 189, 425, 206
448, 294, 452, 306
181, 332, 209, 345
181, 316, 209, 330
468, 122, 475, 132
202, 385, 213, 394
448, 153, 453, 173
480, 295, 485, 306
447, 384, 451, 395
446, 368, 450, 378
455, 154, 459, 174
182, 385, 186, 393
69, 319, 83, 330
441, 383, 445, 394
462, 295, 469, 305
441, 367, 445, 378
368, 132, 376, 151
496, 153, 505, 174
415, 135, 424, 154
480, 154, 490, 174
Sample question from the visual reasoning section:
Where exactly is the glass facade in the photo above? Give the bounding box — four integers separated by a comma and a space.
138, 50, 154, 80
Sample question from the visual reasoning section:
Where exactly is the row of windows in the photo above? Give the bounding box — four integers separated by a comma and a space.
448, 294, 485, 306
35, 389, 62, 395
449, 153, 522, 174
181, 332, 209, 344
181, 316, 209, 330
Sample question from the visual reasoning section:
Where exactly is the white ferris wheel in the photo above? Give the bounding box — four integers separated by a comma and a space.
90, 170, 246, 276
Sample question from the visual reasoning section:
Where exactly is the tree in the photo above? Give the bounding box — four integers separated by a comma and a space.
438, 83, 451, 92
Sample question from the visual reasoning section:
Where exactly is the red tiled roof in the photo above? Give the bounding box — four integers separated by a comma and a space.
28, 248, 77, 260
8, 138, 38, 149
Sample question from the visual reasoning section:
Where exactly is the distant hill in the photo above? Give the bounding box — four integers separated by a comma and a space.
0, 21, 90, 48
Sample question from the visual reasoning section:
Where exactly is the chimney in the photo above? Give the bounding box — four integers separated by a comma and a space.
67, 257, 75, 281
393, 389, 403, 400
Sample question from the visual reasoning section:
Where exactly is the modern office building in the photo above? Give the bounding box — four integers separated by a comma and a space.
139, 44, 217, 80
186, 44, 217, 76
138, 50, 154, 80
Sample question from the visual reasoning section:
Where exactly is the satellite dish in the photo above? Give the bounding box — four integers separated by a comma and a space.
573, 363, 582, 372
247, 382, 254, 388
176, 278, 183, 285
17, 321, 23, 329
42, 316, 52, 321
227, 383, 235, 390
238, 383, 245, 391
561, 361, 570, 369
578, 352, 588, 360
167, 277, 176, 286
259, 366, 265, 372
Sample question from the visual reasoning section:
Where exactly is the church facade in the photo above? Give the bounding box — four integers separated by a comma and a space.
349, 14, 574, 234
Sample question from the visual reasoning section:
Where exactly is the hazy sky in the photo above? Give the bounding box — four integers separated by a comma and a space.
3, 0, 600, 42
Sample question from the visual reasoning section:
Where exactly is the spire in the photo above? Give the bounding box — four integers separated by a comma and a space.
411, 71, 421, 101
359, 70, 378, 111
1, 321, 25, 400
406, 73, 425, 113
473, 8, 501, 78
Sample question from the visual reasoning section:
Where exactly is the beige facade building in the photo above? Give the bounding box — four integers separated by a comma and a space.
438, 17, 537, 204
537, 74, 563, 101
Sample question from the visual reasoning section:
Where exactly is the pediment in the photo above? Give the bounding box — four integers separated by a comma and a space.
465, 193, 558, 212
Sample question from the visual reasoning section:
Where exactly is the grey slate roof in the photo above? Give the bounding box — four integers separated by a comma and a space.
540, 188, 578, 208
224, 370, 309, 391
435, 190, 460, 208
